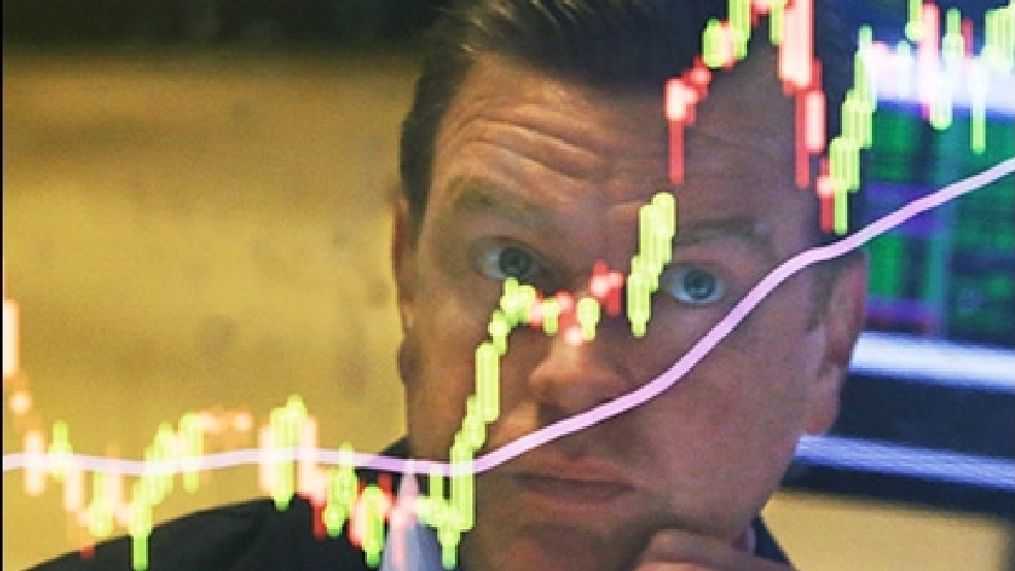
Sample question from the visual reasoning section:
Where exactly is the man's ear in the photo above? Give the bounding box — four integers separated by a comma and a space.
805, 253, 868, 435
391, 195, 418, 335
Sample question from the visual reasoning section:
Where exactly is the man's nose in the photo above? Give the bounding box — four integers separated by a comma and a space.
525, 322, 631, 420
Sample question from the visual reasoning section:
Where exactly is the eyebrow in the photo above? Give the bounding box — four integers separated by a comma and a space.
445, 181, 778, 262
445, 180, 551, 233
672, 217, 778, 264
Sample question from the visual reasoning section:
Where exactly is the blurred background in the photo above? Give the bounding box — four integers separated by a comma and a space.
3, 1, 1013, 569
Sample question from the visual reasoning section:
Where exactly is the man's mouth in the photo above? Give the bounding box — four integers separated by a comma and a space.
509, 457, 636, 508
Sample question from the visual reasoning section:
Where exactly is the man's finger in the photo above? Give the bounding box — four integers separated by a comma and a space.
635, 528, 795, 571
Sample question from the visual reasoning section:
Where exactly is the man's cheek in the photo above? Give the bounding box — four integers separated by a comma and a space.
713, 270, 813, 352
423, 276, 501, 339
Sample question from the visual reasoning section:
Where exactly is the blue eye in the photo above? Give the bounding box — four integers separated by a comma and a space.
662, 267, 726, 306
477, 244, 542, 282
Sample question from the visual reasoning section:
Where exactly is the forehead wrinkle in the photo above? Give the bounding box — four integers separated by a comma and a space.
437, 84, 605, 159
435, 106, 609, 189
459, 55, 665, 151
437, 62, 667, 183
468, 132, 605, 184
483, 100, 660, 159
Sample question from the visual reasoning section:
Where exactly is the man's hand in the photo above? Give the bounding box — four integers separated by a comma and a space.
634, 527, 796, 571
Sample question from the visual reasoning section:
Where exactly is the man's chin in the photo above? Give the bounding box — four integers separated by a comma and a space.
458, 473, 660, 571
460, 521, 642, 571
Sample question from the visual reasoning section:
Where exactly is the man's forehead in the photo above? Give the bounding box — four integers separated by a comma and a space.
687, 47, 796, 169
437, 55, 667, 156
425, 49, 811, 246
441, 49, 794, 166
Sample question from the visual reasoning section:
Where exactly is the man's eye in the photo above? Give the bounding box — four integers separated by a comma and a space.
662, 267, 727, 306
477, 245, 541, 282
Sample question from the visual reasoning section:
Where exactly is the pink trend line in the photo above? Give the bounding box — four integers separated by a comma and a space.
3, 158, 1013, 478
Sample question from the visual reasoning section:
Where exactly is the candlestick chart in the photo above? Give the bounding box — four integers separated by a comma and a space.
3, 1, 1014, 570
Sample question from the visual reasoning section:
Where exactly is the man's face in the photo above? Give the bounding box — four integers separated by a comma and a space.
393, 48, 862, 571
